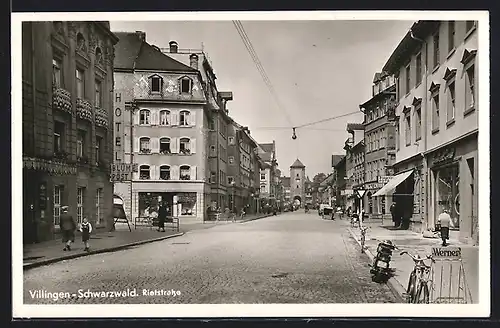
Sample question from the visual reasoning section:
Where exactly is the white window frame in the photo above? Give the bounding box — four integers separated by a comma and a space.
139, 110, 151, 125
180, 165, 191, 180
179, 111, 190, 126
77, 187, 84, 224
180, 78, 192, 94
54, 185, 62, 225
159, 137, 171, 154
139, 165, 150, 180
140, 137, 151, 153
179, 137, 191, 154
160, 165, 171, 180
159, 110, 170, 126
151, 76, 162, 93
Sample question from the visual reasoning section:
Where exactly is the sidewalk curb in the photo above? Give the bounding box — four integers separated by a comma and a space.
346, 227, 406, 303
23, 232, 185, 270
238, 214, 272, 223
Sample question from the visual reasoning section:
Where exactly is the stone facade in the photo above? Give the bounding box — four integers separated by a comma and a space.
22, 21, 118, 243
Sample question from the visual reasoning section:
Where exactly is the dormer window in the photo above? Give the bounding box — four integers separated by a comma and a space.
149, 75, 163, 94
179, 77, 193, 94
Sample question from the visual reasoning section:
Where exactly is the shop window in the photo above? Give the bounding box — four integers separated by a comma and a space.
53, 185, 63, 225
160, 138, 171, 154
180, 110, 190, 126
160, 166, 171, 180
139, 109, 150, 125
77, 187, 85, 224
179, 137, 191, 155
180, 165, 191, 180
159, 110, 170, 125
139, 165, 150, 180
435, 164, 460, 228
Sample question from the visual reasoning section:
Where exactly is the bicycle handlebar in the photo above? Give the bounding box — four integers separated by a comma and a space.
400, 251, 435, 264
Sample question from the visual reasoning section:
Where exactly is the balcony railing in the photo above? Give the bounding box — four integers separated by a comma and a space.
76, 98, 92, 121
95, 107, 108, 128
52, 88, 72, 114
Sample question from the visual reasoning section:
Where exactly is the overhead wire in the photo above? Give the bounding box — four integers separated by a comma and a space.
232, 20, 294, 126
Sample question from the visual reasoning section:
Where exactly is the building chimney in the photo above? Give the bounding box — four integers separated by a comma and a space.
135, 31, 146, 42
189, 54, 199, 70
169, 41, 178, 53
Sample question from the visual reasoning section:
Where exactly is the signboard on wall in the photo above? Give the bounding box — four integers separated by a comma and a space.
110, 163, 138, 182
378, 176, 391, 184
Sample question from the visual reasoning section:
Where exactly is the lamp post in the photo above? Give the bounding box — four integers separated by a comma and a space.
231, 181, 236, 214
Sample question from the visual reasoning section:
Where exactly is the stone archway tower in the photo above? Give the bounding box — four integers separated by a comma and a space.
290, 159, 306, 207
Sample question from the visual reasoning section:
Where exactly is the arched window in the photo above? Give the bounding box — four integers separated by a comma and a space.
149, 75, 163, 94
179, 137, 191, 155
139, 109, 150, 125
139, 137, 151, 153
95, 47, 103, 65
159, 165, 171, 180
159, 110, 170, 125
179, 110, 190, 126
179, 77, 192, 94
139, 165, 150, 180
159, 137, 171, 154
180, 165, 191, 180
76, 33, 86, 52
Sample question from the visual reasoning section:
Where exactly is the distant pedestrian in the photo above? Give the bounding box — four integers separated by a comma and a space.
79, 217, 93, 252
390, 202, 398, 227
157, 202, 167, 232
59, 206, 76, 251
437, 207, 455, 246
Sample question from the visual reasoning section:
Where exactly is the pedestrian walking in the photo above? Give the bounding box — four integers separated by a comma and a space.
157, 202, 167, 232
59, 206, 76, 251
79, 217, 93, 252
437, 206, 455, 246
390, 202, 398, 228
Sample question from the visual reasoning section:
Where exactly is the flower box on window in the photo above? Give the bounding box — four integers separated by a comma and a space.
180, 149, 191, 155
180, 175, 190, 181
76, 98, 93, 121
140, 148, 151, 154
160, 150, 171, 155
52, 88, 72, 114
95, 107, 108, 128
139, 174, 150, 180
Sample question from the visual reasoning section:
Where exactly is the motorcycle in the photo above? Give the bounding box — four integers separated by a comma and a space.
369, 240, 397, 283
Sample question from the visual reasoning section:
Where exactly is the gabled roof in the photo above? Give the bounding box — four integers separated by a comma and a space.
290, 159, 305, 168
259, 143, 274, 153
113, 32, 143, 70
135, 42, 197, 72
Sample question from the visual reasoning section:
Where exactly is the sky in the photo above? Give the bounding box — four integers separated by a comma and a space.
110, 20, 413, 178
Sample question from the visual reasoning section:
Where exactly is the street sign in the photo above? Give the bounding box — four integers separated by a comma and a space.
110, 163, 138, 182
356, 189, 366, 198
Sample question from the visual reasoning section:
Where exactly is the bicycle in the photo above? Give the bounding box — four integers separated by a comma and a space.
400, 250, 435, 303
360, 226, 369, 254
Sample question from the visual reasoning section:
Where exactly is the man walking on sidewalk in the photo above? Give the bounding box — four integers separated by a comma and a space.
60, 206, 77, 251
437, 206, 455, 246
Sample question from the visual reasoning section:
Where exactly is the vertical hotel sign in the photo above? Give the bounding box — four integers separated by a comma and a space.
114, 91, 123, 161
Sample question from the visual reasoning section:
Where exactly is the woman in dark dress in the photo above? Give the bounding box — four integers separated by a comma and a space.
157, 202, 167, 232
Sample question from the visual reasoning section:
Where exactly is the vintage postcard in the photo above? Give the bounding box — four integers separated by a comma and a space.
12, 10, 490, 318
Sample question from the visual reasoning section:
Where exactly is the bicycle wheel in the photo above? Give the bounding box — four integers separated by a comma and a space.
406, 272, 417, 303
414, 283, 430, 304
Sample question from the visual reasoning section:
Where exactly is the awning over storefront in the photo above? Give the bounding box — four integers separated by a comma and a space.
372, 170, 413, 197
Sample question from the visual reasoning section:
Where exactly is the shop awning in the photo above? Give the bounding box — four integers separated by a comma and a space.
373, 170, 413, 197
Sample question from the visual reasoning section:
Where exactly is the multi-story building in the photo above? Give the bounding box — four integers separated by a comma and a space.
359, 72, 398, 218
113, 32, 211, 221
22, 21, 118, 243
281, 177, 291, 205
344, 123, 365, 213
290, 159, 306, 207
334, 156, 347, 209
250, 146, 264, 214
160, 41, 234, 212
258, 141, 278, 208
381, 20, 478, 244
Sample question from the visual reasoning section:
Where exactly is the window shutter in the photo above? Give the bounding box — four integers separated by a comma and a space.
134, 111, 140, 125
152, 138, 160, 153
171, 110, 179, 126
155, 165, 160, 180
190, 138, 196, 154
171, 137, 178, 153
190, 111, 196, 126
172, 165, 179, 180
190, 166, 197, 180
134, 138, 140, 153
151, 110, 158, 125
168, 111, 172, 125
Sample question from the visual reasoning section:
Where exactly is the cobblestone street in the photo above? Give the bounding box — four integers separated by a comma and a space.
24, 212, 398, 304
